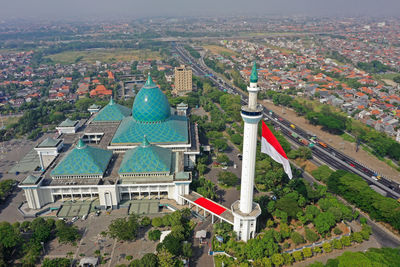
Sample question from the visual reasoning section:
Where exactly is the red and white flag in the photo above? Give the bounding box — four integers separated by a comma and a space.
261, 120, 293, 179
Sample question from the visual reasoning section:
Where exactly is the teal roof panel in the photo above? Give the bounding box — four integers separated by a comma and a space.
93, 98, 131, 122
59, 118, 78, 127
119, 137, 172, 174
38, 137, 61, 148
111, 115, 188, 144
51, 141, 112, 176
21, 175, 41, 185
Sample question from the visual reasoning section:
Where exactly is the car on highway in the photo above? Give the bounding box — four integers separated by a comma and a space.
278, 117, 283, 121
349, 163, 355, 167
371, 176, 378, 181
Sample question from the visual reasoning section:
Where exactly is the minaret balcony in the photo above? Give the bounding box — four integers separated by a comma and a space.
241, 104, 263, 117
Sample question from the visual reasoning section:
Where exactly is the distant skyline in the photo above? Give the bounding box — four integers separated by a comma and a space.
1, 0, 399, 21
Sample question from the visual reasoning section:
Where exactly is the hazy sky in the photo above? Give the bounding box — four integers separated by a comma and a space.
1, 0, 399, 21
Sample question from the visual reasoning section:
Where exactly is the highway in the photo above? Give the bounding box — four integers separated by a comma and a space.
173, 43, 400, 200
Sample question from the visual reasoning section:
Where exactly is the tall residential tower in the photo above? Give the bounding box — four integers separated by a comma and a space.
173, 65, 192, 95
232, 62, 262, 242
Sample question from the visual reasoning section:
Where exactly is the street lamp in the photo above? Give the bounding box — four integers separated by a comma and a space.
40, 241, 45, 254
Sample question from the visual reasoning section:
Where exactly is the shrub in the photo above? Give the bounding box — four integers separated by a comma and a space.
292, 251, 303, 262
305, 228, 319, 243
360, 217, 367, 225
341, 236, 351, 247
271, 253, 284, 267
322, 242, 333, 253
303, 247, 312, 258
351, 232, 363, 243
140, 217, 151, 227
283, 253, 294, 265
313, 246, 322, 254
333, 227, 343, 235
126, 255, 133, 261
218, 172, 238, 187
291, 231, 306, 245
332, 239, 343, 250
152, 217, 163, 228
148, 229, 162, 241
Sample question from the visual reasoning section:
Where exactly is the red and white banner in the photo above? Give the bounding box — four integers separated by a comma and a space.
261, 120, 293, 179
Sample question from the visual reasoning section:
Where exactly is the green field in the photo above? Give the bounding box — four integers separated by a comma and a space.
203, 45, 239, 57
45, 49, 162, 64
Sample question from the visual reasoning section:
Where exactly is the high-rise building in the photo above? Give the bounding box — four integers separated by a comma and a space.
232, 62, 262, 242
173, 65, 192, 95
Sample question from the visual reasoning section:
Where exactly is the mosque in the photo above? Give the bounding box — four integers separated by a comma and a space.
19, 75, 200, 210
20, 67, 263, 242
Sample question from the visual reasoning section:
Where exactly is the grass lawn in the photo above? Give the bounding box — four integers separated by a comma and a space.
0, 115, 21, 127
203, 45, 239, 57
45, 49, 161, 64
341, 133, 356, 143
265, 43, 296, 54
372, 73, 399, 81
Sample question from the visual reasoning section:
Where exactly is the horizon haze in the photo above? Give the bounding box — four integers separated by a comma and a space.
1, 0, 400, 21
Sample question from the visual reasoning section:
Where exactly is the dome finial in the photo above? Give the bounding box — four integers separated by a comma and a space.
142, 135, 150, 147
109, 95, 114, 105
144, 73, 156, 87
250, 61, 258, 83
76, 138, 87, 149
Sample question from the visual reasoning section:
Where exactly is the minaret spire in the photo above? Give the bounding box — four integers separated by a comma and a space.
250, 61, 258, 84
232, 61, 262, 242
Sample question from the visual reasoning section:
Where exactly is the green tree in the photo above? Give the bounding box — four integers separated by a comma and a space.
197, 163, 207, 176
314, 212, 336, 234
42, 258, 71, 267
157, 248, 175, 267
140, 253, 159, 267
158, 234, 182, 256
218, 171, 238, 187
108, 214, 139, 241
140, 217, 151, 227
0, 221, 21, 249
55, 220, 80, 244
182, 242, 193, 259
152, 217, 163, 228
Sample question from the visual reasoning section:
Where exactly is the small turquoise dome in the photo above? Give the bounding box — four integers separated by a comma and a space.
132, 74, 171, 123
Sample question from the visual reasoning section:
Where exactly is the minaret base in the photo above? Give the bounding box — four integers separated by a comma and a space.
231, 200, 261, 242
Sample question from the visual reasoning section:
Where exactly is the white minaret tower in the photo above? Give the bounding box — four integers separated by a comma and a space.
232, 62, 262, 242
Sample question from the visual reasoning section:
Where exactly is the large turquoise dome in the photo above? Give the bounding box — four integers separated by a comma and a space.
132, 75, 171, 123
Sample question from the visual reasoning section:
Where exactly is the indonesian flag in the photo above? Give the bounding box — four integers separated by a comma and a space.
261, 120, 293, 179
